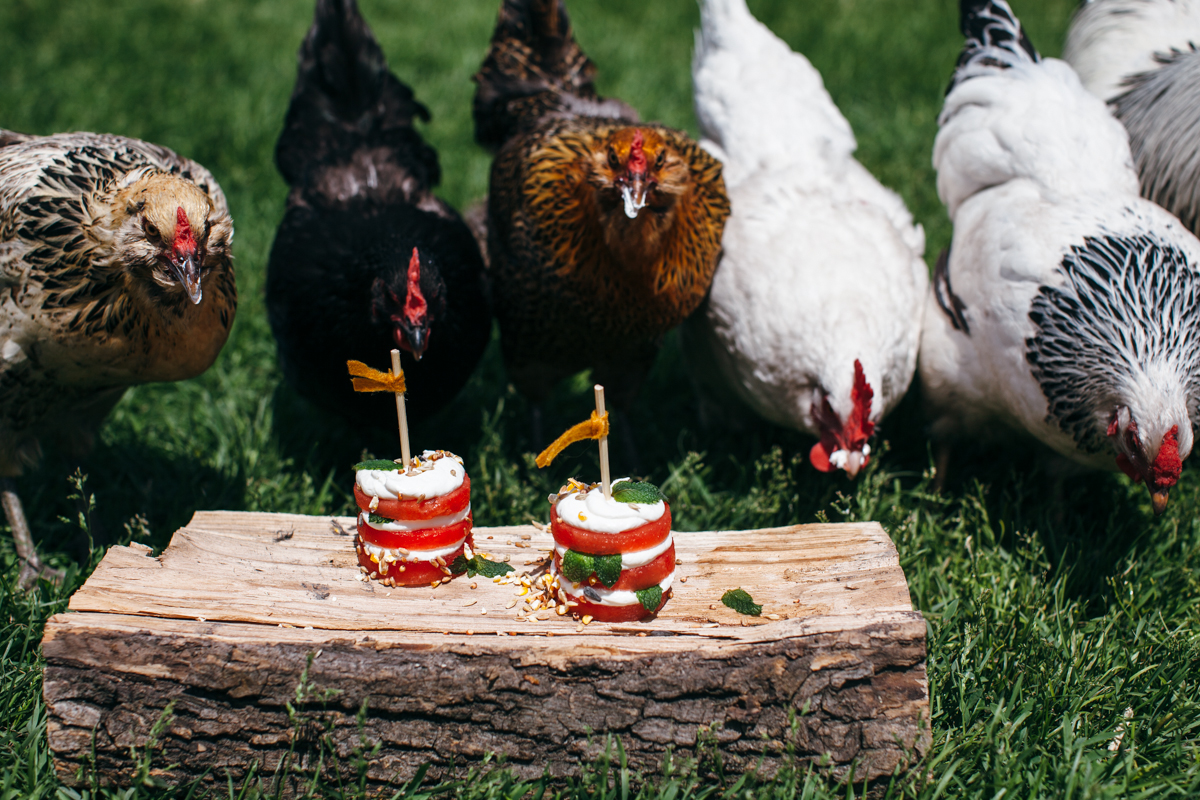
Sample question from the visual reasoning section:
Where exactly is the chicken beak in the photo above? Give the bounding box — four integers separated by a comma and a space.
621, 174, 650, 219
1151, 488, 1170, 516
407, 327, 427, 361
169, 253, 203, 305
395, 325, 428, 361
844, 451, 864, 479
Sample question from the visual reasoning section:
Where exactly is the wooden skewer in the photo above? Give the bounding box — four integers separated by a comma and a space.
391, 349, 412, 474
594, 384, 611, 500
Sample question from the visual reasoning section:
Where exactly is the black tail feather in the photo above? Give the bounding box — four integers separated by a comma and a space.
472, 0, 635, 151
959, 0, 1040, 64
950, 0, 1041, 91
275, 0, 439, 195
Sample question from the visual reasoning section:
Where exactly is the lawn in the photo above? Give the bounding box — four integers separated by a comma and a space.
3, 0, 1200, 797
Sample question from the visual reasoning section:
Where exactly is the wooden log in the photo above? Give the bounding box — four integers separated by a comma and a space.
43, 511, 929, 790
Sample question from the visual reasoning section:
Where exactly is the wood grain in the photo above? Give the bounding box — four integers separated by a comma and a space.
44, 511, 928, 790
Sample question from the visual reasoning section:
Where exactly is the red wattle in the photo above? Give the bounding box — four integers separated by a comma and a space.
809, 442, 833, 472
1150, 425, 1183, 489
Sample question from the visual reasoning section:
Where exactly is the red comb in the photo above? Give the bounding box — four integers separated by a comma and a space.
627, 129, 648, 176
1149, 425, 1182, 489
807, 360, 875, 472
404, 247, 427, 326
173, 206, 196, 258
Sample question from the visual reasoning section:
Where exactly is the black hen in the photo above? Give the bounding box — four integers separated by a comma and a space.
267, 0, 490, 430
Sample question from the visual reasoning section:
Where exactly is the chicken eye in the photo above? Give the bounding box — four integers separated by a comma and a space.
143, 220, 160, 240
607, 148, 620, 170
655, 150, 665, 168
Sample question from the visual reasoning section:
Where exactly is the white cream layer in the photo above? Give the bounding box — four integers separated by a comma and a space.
356, 450, 465, 501
554, 532, 673, 569
359, 504, 471, 533
361, 535, 467, 565
559, 571, 675, 607
554, 478, 665, 533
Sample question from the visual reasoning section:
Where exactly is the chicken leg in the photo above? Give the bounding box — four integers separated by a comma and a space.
2, 478, 64, 588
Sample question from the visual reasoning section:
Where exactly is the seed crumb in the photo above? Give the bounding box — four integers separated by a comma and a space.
470, 582, 478, 590
766, 614, 781, 620
463, 599, 478, 607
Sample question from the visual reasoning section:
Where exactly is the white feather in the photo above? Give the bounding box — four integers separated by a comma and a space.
1064, 0, 1200, 102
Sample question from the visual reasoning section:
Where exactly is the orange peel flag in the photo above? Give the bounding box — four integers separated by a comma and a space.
535, 410, 610, 468
346, 360, 406, 394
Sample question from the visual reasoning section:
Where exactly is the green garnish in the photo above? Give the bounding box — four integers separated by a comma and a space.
561, 550, 594, 584
593, 554, 622, 588
560, 550, 622, 588
721, 588, 762, 616
354, 459, 400, 471
368, 512, 392, 525
610, 480, 667, 505
450, 554, 515, 579
636, 585, 663, 612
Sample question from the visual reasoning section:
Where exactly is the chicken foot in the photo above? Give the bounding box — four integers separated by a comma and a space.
2, 478, 64, 588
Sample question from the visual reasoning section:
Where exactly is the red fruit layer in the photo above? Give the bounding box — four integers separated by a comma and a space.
554, 543, 676, 593
550, 503, 671, 555
356, 538, 469, 587
357, 513, 472, 551
354, 474, 470, 520
569, 588, 672, 623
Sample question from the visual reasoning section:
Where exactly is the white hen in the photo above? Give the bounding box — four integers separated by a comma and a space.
683, 0, 927, 478
922, 0, 1200, 514
1064, 0, 1200, 235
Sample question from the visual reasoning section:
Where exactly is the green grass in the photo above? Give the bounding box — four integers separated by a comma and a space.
2, 0, 1199, 797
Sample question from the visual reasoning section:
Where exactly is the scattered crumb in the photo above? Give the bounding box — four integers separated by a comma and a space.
680, 576, 688, 583
463, 599, 478, 607
470, 582, 478, 590
274, 528, 295, 542
766, 614, 781, 620
524, 675, 540, 686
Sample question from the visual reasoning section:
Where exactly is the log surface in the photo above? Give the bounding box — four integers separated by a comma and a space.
44, 511, 929, 789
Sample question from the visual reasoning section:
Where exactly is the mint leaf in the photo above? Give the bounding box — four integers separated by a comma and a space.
610, 480, 667, 504
721, 588, 762, 616
561, 550, 594, 584
368, 512, 392, 525
469, 555, 514, 578
635, 585, 663, 612
354, 459, 399, 471
594, 554, 622, 588
450, 554, 515, 578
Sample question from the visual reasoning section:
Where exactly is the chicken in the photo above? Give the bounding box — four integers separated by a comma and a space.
682, 0, 928, 478
267, 0, 490, 430
921, 0, 1200, 514
0, 129, 236, 585
1064, 0, 1200, 236
473, 0, 730, 423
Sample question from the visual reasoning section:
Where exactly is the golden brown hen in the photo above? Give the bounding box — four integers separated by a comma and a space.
0, 129, 236, 586
474, 0, 729, 424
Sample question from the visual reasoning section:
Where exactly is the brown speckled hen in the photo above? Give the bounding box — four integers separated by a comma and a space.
0, 130, 236, 586
474, 0, 730, 420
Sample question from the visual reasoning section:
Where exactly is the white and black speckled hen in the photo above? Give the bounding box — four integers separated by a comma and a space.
267, 0, 490, 432
683, 0, 927, 479
0, 127, 235, 586
1065, 0, 1200, 236
922, 0, 1200, 514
